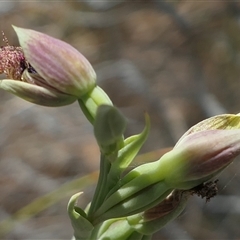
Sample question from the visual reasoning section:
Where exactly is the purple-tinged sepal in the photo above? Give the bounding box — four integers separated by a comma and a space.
162, 114, 240, 189
13, 26, 96, 98
0, 71, 77, 107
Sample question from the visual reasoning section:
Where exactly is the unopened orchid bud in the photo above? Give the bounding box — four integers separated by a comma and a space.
14, 26, 96, 97
0, 26, 99, 107
162, 115, 240, 189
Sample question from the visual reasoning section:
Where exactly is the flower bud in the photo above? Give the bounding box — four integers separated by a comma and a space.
163, 127, 240, 189
0, 26, 98, 106
13, 26, 96, 97
153, 114, 240, 190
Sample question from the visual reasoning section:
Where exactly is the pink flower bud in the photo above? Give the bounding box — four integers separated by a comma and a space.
13, 26, 96, 97
162, 116, 240, 189
0, 26, 97, 106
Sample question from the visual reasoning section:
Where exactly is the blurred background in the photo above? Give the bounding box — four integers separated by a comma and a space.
1, 1, 240, 239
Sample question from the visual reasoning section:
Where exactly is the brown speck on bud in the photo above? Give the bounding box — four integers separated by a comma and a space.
0, 31, 28, 80
190, 179, 219, 202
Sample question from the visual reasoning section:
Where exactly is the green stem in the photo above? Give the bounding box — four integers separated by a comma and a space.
78, 86, 113, 124
87, 153, 111, 220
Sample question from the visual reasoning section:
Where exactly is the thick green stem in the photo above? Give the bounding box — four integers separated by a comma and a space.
78, 86, 113, 124
87, 153, 111, 220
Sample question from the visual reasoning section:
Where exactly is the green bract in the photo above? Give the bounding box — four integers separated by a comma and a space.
94, 105, 126, 156
68, 193, 94, 240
